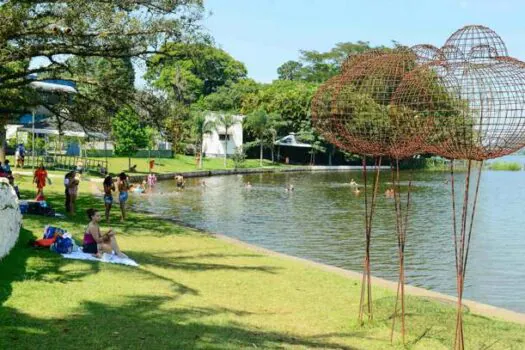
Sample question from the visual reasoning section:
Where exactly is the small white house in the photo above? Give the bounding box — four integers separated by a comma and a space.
202, 113, 244, 157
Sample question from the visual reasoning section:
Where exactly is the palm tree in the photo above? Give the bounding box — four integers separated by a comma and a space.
245, 109, 269, 166
216, 113, 240, 167
191, 112, 215, 169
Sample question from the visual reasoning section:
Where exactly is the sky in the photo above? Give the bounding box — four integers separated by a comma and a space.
202, 0, 525, 83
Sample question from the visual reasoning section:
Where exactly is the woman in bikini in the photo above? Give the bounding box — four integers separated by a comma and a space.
117, 172, 130, 222
83, 208, 126, 258
103, 175, 116, 223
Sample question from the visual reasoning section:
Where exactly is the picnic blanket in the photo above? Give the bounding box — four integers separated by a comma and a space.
62, 250, 139, 267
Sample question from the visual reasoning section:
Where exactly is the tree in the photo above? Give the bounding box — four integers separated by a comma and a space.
0, 0, 205, 161
198, 79, 259, 113
245, 109, 285, 165
216, 113, 240, 167
145, 43, 247, 104
112, 107, 149, 170
277, 60, 304, 81
277, 41, 387, 83
191, 111, 216, 168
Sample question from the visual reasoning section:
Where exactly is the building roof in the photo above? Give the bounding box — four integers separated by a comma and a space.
275, 133, 312, 148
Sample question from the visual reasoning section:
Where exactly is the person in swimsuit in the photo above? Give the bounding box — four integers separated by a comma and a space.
175, 174, 185, 189
117, 172, 129, 222
83, 208, 126, 258
147, 173, 157, 192
67, 174, 80, 215
33, 165, 50, 200
103, 175, 115, 223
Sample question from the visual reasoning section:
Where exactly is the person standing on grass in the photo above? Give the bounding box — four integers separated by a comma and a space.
117, 172, 130, 222
103, 175, 116, 223
68, 173, 80, 215
33, 165, 50, 200
64, 170, 75, 212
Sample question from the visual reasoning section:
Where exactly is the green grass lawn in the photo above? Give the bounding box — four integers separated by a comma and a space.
99, 155, 287, 175
1, 177, 524, 349
5, 154, 289, 176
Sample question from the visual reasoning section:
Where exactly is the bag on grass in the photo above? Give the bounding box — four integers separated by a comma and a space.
43, 226, 64, 239
51, 235, 74, 254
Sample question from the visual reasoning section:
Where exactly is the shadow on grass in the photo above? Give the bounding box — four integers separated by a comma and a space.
130, 250, 281, 274
0, 295, 362, 350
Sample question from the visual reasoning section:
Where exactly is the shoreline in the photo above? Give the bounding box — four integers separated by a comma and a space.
127, 207, 525, 326
125, 165, 390, 183
85, 168, 525, 325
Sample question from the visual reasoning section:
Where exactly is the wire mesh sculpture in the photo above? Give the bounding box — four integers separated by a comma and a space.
312, 49, 427, 337
392, 25, 525, 350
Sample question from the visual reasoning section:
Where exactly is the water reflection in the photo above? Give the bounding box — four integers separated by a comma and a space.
131, 167, 525, 313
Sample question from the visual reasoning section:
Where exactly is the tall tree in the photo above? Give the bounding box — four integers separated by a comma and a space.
216, 113, 240, 167
198, 79, 259, 113
245, 109, 284, 166
276, 41, 387, 83
112, 107, 149, 170
191, 111, 216, 168
145, 43, 247, 104
277, 60, 304, 81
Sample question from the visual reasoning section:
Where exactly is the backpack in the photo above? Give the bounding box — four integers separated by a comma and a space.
51, 235, 73, 254
43, 226, 64, 239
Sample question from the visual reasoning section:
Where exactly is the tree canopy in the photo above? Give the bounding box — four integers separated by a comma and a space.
277, 41, 389, 82
145, 43, 247, 104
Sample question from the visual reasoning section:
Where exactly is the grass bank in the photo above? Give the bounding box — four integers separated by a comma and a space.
88, 155, 285, 175
4, 154, 290, 176
1, 177, 525, 349
488, 161, 523, 171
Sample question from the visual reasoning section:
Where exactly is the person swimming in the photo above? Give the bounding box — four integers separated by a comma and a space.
245, 182, 252, 189
175, 174, 185, 189
285, 184, 294, 192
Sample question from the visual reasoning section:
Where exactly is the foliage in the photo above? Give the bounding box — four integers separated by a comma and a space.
111, 107, 149, 166
245, 109, 286, 164
198, 79, 259, 113
215, 113, 241, 167
145, 43, 247, 104
190, 111, 216, 168
231, 147, 247, 169
488, 161, 522, 171
277, 41, 388, 82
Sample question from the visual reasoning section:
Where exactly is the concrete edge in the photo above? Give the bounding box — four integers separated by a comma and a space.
126, 165, 390, 183
212, 232, 525, 326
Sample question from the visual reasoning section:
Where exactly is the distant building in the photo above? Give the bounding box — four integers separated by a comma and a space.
202, 113, 244, 157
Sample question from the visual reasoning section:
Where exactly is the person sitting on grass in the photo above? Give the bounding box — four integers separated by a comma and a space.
83, 208, 126, 258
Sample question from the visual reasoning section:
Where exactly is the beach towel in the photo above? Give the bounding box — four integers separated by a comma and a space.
62, 251, 139, 267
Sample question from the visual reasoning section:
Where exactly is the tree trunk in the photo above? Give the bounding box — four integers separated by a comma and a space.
128, 156, 131, 171
0, 122, 6, 163
259, 141, 263, 166
199, 139, 204, 169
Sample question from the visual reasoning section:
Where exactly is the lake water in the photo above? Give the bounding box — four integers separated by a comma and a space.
131, 160, 525, 313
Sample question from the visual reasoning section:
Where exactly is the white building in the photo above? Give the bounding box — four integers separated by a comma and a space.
202, 113, 244, 157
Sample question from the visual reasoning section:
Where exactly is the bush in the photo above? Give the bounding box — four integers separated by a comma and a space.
231, 147, 246, 169
488, 161, 522, 171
